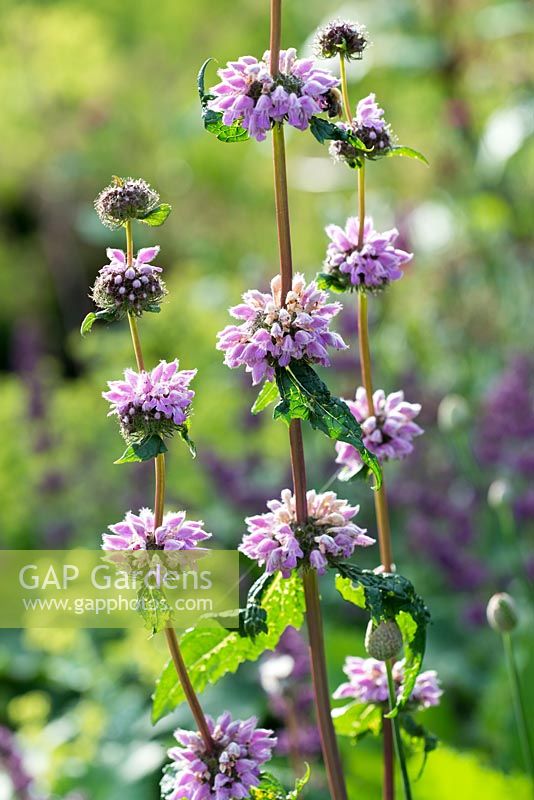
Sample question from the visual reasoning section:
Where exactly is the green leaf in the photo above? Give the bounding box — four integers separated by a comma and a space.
138, 203, 172, 226
309, 116, 347, 144
251, 380, 279, 414
177, 424, 196, 458
137, 584, 172, 635
198, 58, 249, 143
333, 701, 383, 740
151, 572, 305, 723
273, 361, 382, 489
241, 571, 275, 639
335, 563, 430, 712
399, 713, 438, 779
316, 270, 353, 294
114, 434, 168, 465
80, 308, 117, 336
288, 764, 311, 799
382, 145, 429, 165
251, 765, 311, 799
80, 312, 97, 336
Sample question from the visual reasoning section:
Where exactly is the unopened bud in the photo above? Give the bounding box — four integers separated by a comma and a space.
437, 394, 469, 432
365, 620, 403, 661
486, 592, 519, 633
487, 479, 512, 509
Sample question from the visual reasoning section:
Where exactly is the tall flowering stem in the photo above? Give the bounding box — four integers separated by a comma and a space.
338, 58, 352, 125
270, 4, 348, 797
123, 224, 214, 754
340, 50, 396, 798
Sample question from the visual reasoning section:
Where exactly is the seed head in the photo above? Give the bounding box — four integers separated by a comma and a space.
315, 20, 369, 61
365, 620, 403, 661
94, 176, 159, 229
486, 592, 519, 633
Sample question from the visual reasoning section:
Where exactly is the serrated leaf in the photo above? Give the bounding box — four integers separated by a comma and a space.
241, 571, 275, 639
383, 145, 429, 165
138, 203, 172, 226
400, 713, 438, 779
333, 701, 383, 740
316, 271, 353, 294
152, 572, 305, 723
335, 564, 430, 712
251, 380, 279, 414
273, 361, 382, 489
80, 308, 117, 336
309, 116, 347, 144
251, 765, 311, 799
198, 59, 249, 143
137, 584, 172, 635
114, 434, 168, 464
177, 424, 196, 458
251, 773, 286, 798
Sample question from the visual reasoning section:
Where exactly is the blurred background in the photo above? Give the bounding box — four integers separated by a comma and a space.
0, 0, 533, 797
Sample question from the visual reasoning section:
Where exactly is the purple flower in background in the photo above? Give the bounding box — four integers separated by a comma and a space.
476, 355, 534, 480
217, 273, 347, 385
101, 508, 211, 551
0, 726, 35, 800
336, 388, 423, 478
103, 359, 196, 441
324, 216, 412, 291
355, 93, 387, 131
330, 93, 393, 166
240, 489, 374, 577
396, 661, 443, 709
260, 627, 321, 758
208, 48, 339, 141
333, 657, 442, 709
164, 713, 276, 800
91, 246, 166, 317
333, 657, 389, 703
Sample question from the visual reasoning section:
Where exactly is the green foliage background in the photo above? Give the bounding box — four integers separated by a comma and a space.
0, 0, 532, 797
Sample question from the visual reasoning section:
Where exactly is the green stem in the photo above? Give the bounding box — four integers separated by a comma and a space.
339, 56, 352, 122
128, 313, 145, 372
503, 633, 534, 787
386, 661, 413, 800
125, 219, 134, 265
357, 162, 366, 247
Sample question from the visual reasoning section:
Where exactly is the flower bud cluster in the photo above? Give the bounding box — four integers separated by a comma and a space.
91, 246, 166, 318
94, 176, 159, 228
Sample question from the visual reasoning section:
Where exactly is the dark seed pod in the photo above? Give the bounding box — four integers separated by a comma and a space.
94, 176, 160, 229
315, 20, 369, 61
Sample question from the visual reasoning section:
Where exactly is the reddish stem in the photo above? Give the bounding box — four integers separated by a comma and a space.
269, 5, 348, 797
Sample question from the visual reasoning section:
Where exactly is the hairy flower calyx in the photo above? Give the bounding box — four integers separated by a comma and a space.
91, 246, 166, 318
315, 19, 369, 61
95, 176, 160, 229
